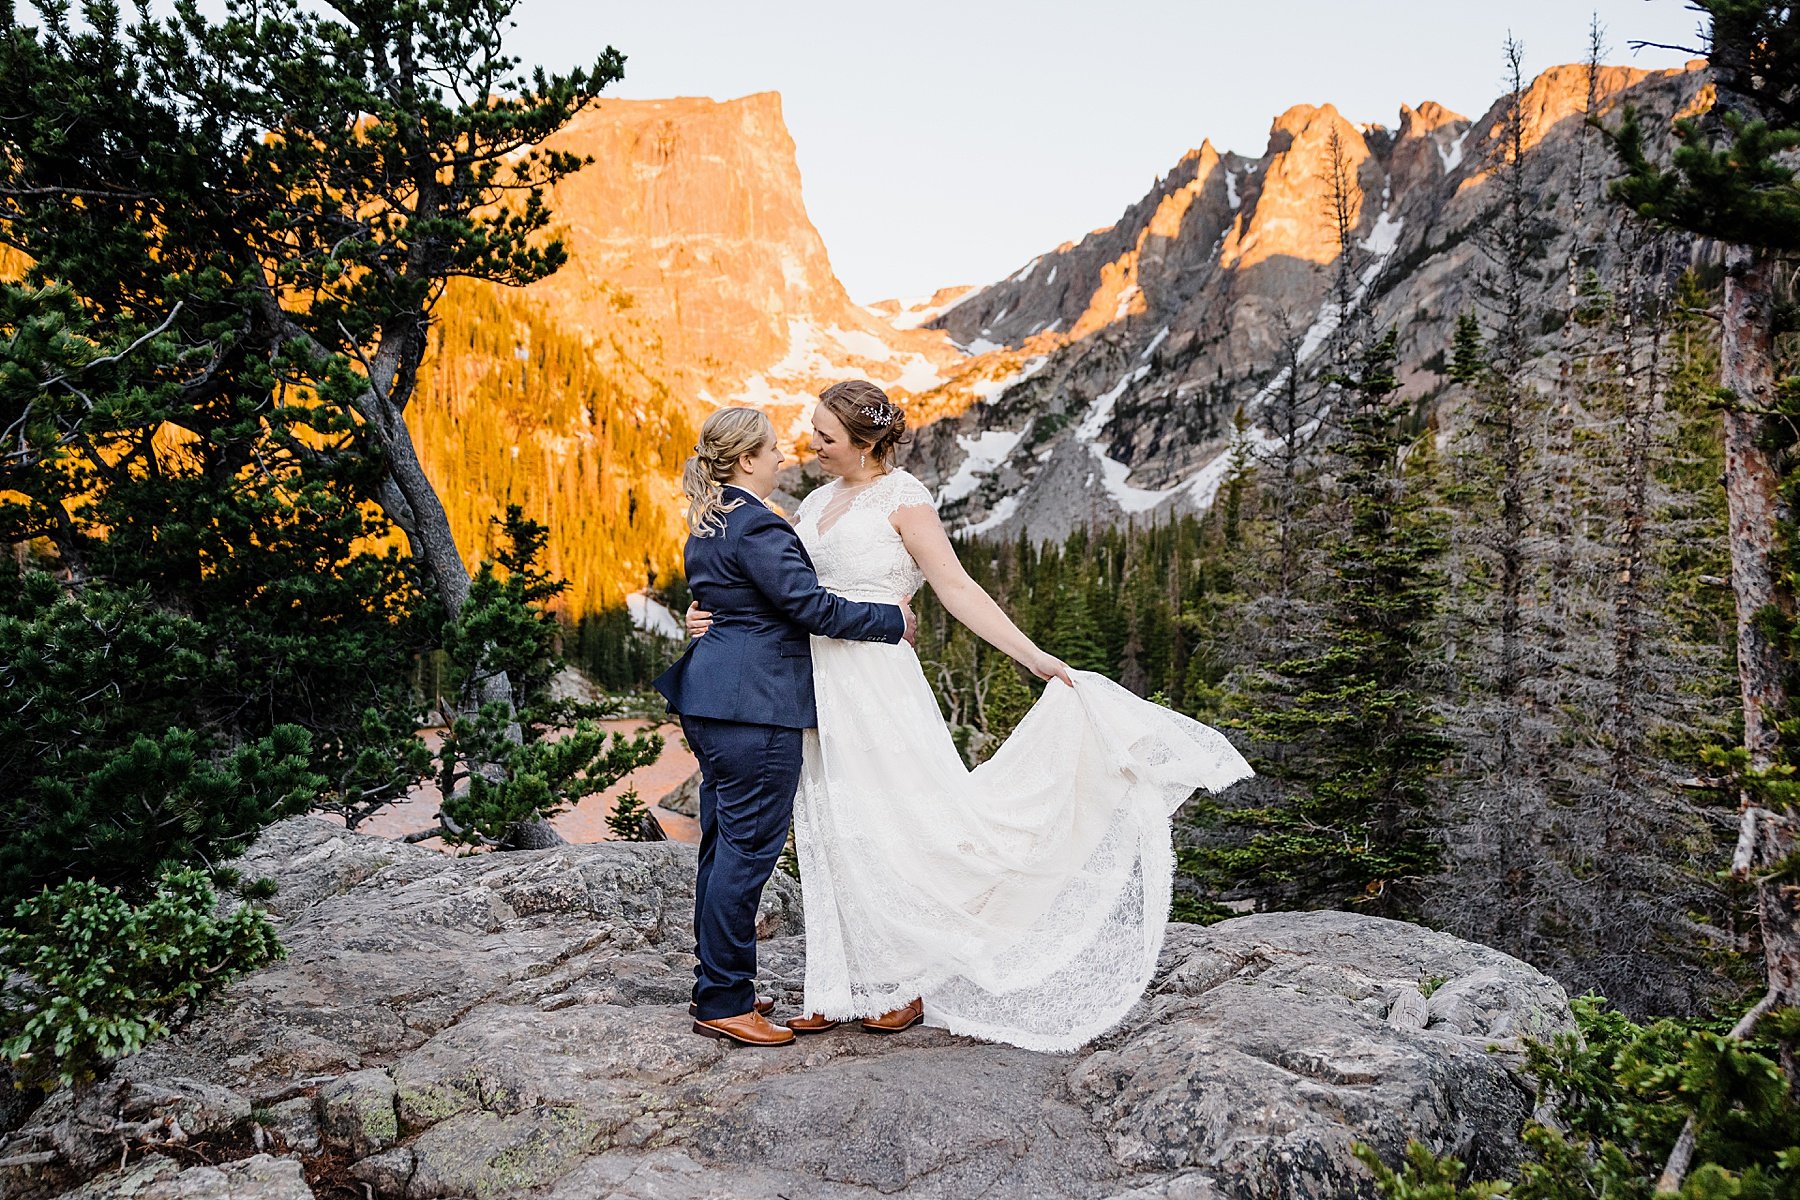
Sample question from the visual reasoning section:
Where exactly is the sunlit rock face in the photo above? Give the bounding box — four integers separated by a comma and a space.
517, 91, 963, 446
407, 93, 967, 607
903, 61, 1710, 543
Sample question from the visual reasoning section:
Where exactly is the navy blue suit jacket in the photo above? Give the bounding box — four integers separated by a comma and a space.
653, 485, 904, 729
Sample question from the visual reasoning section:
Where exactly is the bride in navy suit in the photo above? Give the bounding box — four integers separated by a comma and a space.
654, 407, 912, 1047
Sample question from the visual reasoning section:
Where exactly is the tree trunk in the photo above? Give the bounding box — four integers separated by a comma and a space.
1735, 807, 1800, 1004
1657, 240, 1800, 1200
266, 303, 558, 846
1720, 239, 1798, 997
1719, 243, 1786, 772
369, 390, 475, 619
1609, 236, 1662, 799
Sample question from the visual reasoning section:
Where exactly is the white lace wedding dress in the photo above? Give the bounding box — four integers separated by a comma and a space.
788, 469, 1254, 1053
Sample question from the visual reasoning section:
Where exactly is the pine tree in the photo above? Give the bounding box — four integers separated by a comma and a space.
425, 509, 663, 848
981, 657, 1036, 755
1423, 37, 1571, 962
0, 0, 639, 1084
1600, 5, 1800, 1127
1048, 585, 1112, 675
1201, 331, 1450, 912
607, 789, 653, 842
0, 0, 637, 855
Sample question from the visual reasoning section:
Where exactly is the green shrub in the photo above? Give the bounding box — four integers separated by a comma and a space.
606, 788, 652, 842
1354, 1143, 1510, 1199
1358, 995, 1800, 1200
0, 867, 283, 1090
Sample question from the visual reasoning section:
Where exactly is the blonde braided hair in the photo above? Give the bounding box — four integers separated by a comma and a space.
682, 407, 776, 536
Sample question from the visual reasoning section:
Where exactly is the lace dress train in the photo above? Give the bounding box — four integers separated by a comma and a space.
791, 470, 1253, 1053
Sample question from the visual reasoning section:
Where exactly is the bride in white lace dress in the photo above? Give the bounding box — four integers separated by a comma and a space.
690, 381, 1253, 1053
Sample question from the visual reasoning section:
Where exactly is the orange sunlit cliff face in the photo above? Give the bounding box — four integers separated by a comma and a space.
405, 91, 969, 611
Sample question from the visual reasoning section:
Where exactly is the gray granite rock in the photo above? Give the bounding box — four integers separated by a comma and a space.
658, 770, 701, 817
0, 818, 1574, 1200
48, 1154, 312, 1200
347, 1147, 414, 1197
316, 1069, 398, 1159
257, 1098, 320, 1157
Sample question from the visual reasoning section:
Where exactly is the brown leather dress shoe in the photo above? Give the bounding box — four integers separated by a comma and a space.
689, 995, 774, 1018
785, 1012, 841, 1034
860, 998, 924, 1033
692, 1010, 796, 1047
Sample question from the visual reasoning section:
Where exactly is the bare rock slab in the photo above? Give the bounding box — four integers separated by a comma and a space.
1, 818, 1573, 1200
49, 1154, 312, 1200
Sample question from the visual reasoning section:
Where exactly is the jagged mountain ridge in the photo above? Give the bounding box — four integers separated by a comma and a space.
410, 63, 1709, 608
895, 61, 1711, 542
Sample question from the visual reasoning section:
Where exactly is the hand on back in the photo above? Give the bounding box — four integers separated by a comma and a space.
689, 599, 916, 647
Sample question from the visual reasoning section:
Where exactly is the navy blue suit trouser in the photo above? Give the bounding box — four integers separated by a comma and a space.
681, 714, 804, 1021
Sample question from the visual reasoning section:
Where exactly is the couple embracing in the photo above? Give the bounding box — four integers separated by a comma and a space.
653, 380, 1253, 1053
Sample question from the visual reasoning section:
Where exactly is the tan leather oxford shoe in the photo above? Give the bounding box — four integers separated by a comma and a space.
860, 997, 923, 1033
785, 1012, 841, 1034
689, 995, 774, 1018
691, 1010, 796, 1047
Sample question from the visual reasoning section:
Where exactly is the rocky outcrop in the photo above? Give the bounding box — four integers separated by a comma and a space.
903, 61, 1712, 541
509, 92, 963, 438
48, 1155, 312, 1200
1, 817, 1573, 1200
405, 93, 970, 611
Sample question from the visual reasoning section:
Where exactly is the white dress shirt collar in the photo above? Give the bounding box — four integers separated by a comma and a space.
722, 484, 768, 509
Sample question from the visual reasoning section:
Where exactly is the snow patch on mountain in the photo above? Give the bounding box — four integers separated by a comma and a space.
891, 354, 946, 393
970, 355, 1051, 403
1070, 365, 1191, 514
627, 592, 683, 639
883, 292, 975, 331
939, 429, 1026, 504
733, 319, 950, 408
1439, 128, 1472, 172
827, 325, 895, 362
961, 494, 1019, 536
1078, 366, 1151, 443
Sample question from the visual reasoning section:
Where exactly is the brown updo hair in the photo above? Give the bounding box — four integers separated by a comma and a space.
818, 379, 909, 467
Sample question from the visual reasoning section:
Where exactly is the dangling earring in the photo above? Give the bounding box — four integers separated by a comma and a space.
859, 452, 866, 469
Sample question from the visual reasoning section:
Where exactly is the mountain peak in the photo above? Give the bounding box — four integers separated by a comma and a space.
908, 59, 1711, 543
1399, 100, 1468, 136
1269, 102, 1344, 139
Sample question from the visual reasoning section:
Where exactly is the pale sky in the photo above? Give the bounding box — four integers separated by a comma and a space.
516, 2, 1703, 303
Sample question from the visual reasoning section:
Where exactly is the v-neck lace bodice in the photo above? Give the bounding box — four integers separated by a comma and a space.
793, 470, 934, 604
